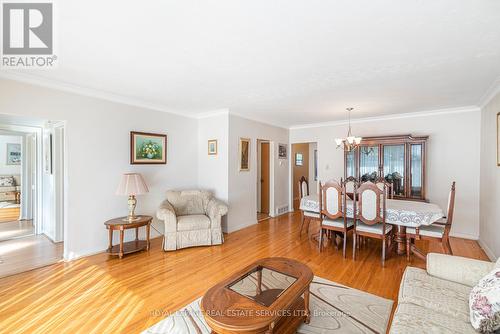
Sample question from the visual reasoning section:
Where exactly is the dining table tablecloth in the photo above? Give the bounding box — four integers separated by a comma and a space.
299, 194, 444, 228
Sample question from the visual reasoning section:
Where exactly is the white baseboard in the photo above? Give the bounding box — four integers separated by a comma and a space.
478, 239, 497, 261
449, 231, 479, 240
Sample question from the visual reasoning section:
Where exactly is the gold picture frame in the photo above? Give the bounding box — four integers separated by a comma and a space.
208, 139, 217, 155
239, 138, 250, 171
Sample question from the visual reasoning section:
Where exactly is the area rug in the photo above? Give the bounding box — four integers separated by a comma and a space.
143, 276, 393, 334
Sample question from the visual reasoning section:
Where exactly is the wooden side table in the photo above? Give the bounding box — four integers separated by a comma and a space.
104, 215, 152, 258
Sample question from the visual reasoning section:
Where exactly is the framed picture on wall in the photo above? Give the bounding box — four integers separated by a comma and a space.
497, 112, 500, 166
314, 149, 318, 180
130, 131, 167, 164
239, 138, 250, 171
208, 139, 217, 155
43, 134, 53, 174
6, 143, 21, 165
278, 143, 287, 159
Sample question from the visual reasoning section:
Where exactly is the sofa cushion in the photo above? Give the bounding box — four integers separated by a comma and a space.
177, 215, 210, 231
390, 303, 475, 334
469, 268, 500, 333
399, 267, 471, 322
166, 190, 212, 216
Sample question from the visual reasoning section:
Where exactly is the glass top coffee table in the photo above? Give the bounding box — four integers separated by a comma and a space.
201, 257, 313, 334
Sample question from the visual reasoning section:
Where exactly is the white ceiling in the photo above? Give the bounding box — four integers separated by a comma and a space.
4, 0, 500, 127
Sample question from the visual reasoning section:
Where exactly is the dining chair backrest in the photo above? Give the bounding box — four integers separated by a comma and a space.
445, 181, 456, 227
375, 177, 394, 199
356, 181, 386, 226
344, 176, 358, 194
298, 176, 309, 199
319, 180, 344, 220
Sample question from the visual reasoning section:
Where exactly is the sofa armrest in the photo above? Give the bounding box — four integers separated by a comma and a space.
156, 200, 177, 232
427, 253, 494, 287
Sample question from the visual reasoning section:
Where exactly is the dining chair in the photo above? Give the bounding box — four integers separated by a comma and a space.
375, 176, 394, 199
299, 176, 320, 235
318, 180, 353, 257
406, 182, 456, 262
353, 181, 394, 266
344, 176, 358, 200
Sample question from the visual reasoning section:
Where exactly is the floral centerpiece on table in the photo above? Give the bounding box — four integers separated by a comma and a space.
141, 141, 160, 159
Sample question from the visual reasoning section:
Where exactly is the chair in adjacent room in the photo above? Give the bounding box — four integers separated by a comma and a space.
299, 176, 320, 235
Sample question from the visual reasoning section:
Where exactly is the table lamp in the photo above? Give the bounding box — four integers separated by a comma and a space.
116, 173, 149, 222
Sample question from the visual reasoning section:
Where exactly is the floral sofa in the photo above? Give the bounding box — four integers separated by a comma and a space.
156, 190, 228, 251
390, 253, 500, 333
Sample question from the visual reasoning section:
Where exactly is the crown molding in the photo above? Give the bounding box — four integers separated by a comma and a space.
195, 108, 230, 119
478, 76, 500, 108
0, 71, 204, 120
228, 111, 290, 130
289, 106, 480, 130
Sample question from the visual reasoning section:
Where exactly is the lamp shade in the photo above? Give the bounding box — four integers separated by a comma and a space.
116, 173, 149, 196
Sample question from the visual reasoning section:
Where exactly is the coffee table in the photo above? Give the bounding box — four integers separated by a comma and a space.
201, 257, 313, 334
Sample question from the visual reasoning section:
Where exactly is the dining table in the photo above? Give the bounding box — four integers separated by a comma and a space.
300, 194, 445, 255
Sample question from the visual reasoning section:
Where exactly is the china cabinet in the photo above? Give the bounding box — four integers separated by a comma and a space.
344, 135, 428, 201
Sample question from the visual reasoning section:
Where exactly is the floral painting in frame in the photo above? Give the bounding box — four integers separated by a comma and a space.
131, 131, 167, 164
239, 138, 250, 171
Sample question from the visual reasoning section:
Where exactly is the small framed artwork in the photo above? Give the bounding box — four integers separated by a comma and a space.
131, 131, 167, 164
6, 143, 21, 165
208, 139, 218, 155
295, 153, 303, 166
43, 134, 52, 174
497, 112, 500, 166
239, 138, 250, 171
278, 143, 287, 159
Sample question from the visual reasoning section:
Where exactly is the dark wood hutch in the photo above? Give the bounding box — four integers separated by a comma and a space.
344, 134, 428, 201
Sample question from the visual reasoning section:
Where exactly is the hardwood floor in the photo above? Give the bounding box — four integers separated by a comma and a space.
0, 220, 34, 241
0, 234, 63, 279
0, 212, 488, 334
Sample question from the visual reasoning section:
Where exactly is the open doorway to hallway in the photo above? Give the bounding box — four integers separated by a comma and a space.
292, 142, 318, 211
257, 139, 271, 222
0, 115, 65, 278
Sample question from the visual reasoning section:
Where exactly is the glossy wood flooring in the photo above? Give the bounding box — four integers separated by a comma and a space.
0, 212, 488, 334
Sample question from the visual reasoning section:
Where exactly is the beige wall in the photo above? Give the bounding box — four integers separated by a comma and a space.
479, 89, 500, 260
290, 109, 481, 240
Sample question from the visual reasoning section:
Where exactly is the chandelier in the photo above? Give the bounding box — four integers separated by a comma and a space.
335, 107, 362, 151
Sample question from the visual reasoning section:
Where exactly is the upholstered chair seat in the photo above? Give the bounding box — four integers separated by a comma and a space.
356, 222, 393, 235
406, 225, 445, 238
157, 190, 228, 251
322, 218, 353, 229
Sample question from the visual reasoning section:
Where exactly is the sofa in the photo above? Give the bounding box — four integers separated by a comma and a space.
156, 190, 228, 251
390, 253, 500, 333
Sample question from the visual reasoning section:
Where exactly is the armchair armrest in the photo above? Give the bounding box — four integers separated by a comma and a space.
427, 253, 495, 287
156, 200, 177, 232
206, 198, 228, 227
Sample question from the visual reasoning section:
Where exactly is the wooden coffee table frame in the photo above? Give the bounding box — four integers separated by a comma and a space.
104, 216, 152, 259
201, 257, 314, 334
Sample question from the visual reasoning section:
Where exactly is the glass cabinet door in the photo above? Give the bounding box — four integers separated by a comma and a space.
410, 144, 423, 198
383, 145, 405, 196
345, 150, 356, 178
359, 145, 379, 182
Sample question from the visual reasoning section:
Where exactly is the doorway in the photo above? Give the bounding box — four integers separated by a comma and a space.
292, 142, 318, 210
0, 116, 65, 278
257, 140, 271, 222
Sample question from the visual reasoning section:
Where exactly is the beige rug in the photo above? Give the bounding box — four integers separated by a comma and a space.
143, 276, 393, 334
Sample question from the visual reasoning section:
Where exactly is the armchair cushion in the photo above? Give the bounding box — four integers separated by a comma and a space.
166, 190, 212, 216
427, 253, 495, 287
177, 215, 210, 231
207, 198, 228, 220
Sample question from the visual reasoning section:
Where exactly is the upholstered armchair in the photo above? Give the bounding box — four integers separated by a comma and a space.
156, 190, 228, 251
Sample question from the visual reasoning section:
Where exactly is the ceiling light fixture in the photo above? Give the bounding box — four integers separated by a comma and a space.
335, 107, 362, 151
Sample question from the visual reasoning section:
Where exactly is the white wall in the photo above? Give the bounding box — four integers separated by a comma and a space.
0, 79, 199, 260
479, 89, 500, 260
227, 114, 289, 233
0, 135, 22, 176
290, 109, 481, 239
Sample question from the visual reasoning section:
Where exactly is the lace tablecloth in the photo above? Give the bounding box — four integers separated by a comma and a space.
299, 194, 444, 228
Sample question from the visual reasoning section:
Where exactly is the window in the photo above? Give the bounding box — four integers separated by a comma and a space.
295, 153, 303, 166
